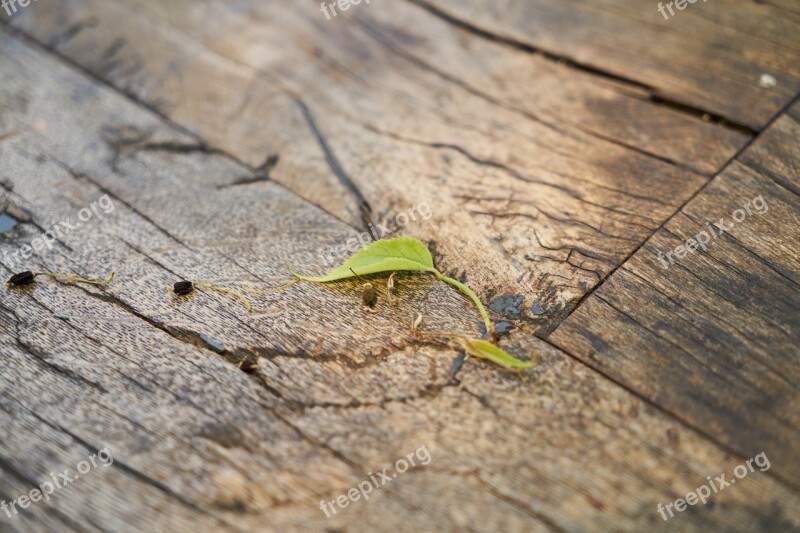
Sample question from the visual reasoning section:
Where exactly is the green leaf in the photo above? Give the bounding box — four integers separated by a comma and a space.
459, 338, 539, 370
295, 237, 436, 282
295, 236, 493, 336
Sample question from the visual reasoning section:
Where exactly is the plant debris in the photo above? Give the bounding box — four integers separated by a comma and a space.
6, 271, 115, 287
285, 237, 538, 371
171, 280, 252, 312
238, 356, 260, 374
294, 237, 493, 334
349, 268, 378, 312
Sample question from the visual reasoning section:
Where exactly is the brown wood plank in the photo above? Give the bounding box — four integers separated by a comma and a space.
2, 0, 751, 334
549, 100, 800, 486
416, 0, 800, 130
2, 24, 800, 532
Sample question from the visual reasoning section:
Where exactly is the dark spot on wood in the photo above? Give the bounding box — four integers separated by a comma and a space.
489, 294, 524, 319
579, 331, 612, 358
196, 423, 245, 449
530, 303, 546, 316
666, 428, 680, 447
448, 352, 467, 380
584, 493, 606, 511
478, 321, 513, 339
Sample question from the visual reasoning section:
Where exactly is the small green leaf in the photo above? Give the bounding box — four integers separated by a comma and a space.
295, 236, 493, 335
459, 338, 539, 370
295, 237, 436, 282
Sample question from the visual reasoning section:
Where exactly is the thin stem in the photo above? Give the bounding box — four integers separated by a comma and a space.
349, 268, 368, 284
414, 330, 465, 343
433, 270, 492, 335
195, 283, 253, 312
39, 271, 116, 286
240, 278, 301, 295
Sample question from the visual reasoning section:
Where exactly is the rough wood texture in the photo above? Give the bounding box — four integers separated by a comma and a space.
0, 1, 798, 532
418, 0, 800, 130
5, 0, 754, 332
550, 101, 800, 487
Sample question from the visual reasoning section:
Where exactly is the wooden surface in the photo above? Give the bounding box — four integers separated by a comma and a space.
549, 102, 800, 486
0, 1, 798, 531
418, 0, 800, 130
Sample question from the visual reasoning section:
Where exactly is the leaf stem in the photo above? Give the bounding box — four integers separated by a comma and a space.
433, 271, 492, 335
241, 279, 301, 295
39, 271, 116, 286
195, 283, 253, 312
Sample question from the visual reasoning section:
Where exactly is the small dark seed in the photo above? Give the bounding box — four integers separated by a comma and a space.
362, 284, 378, 308
239, 357, 260, 374
8, 271, 36, 286
173, 280, 194, 295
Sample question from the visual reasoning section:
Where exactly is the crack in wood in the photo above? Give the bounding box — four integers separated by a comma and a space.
293, 97, 378, 241
404, 0, 759, 136
353, 15, 720, 177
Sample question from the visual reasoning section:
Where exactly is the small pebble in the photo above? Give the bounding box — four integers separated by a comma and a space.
479, 321, 514, 339
759, 74, 776, 88
494, 321, 514, 335
200, 334, 226, 354
448, 353, 467, 380
0, 213, 19, 233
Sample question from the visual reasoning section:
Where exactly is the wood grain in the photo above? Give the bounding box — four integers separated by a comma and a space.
2, 0, 753, 333
417, 0, 800, 130
1, 24, 799, 532
550, 100, 800, 486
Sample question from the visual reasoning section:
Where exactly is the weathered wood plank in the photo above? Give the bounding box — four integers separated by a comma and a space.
416, 0, 800, 130
1, 24, 799, 532
550, 101, 800, 486
2, 0, 751, 333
